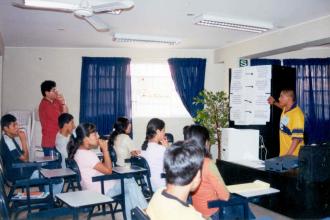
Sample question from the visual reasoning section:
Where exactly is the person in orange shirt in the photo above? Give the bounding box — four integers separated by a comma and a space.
184, 124, 230, 220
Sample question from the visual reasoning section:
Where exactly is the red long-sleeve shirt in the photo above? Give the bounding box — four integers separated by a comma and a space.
39, 98, 63, 148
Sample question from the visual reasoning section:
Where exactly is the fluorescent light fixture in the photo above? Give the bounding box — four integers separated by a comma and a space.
194, 14, 273, 33
24, 0, 78, 10
113, 33, 181, 45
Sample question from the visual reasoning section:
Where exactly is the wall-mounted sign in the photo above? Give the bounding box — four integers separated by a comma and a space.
239, 59, 249, 67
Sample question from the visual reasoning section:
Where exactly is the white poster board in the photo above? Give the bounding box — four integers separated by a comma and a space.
230, 65, 271, 125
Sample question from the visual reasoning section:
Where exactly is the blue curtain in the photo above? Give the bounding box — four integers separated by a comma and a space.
250, 59, 281, 66
80, 57, 132, 136
283, 58, 330, 144
168, 58, 206, 117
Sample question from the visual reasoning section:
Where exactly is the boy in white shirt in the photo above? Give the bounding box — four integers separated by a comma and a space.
55, 113, 75, 168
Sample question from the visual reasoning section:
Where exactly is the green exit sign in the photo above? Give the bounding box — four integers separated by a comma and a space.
239, 59, 249, 67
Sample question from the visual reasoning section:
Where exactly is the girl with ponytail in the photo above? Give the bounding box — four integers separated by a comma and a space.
67, 123, 147, 220
108, 117, 140, 167
141, 118, 168, 191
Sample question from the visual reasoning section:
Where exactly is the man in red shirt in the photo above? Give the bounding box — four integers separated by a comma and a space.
39, 80, 68, 156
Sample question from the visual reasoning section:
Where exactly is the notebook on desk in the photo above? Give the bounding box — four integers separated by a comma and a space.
228, 180, 270, 193
227, 180, 279, 198
12, 191, 49, 200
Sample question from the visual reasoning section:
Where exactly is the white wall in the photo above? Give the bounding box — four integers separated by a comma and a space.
214, 15, 330, 79
0, 33, 4, 56
0, 56, 2, 112
2, 47, 226, 146
0, 33, 4, 111
265, 47, 330, 59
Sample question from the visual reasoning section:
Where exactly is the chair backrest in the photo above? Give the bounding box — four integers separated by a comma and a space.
0, 151, 11, 186
0, 165, 11, 220
65, 159, 81, 182
130, 156, 151, 178
128, 156, 153, 199
65, 158, 82, 191
208, 194, 253, 220
0, 191, 10, 220
0, 158, 7, 192
31, 108, 42, 149
131, 206, 150, 220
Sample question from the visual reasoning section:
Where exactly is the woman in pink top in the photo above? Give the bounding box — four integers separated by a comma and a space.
67, 123, 147, 220
184, 125, 230, 220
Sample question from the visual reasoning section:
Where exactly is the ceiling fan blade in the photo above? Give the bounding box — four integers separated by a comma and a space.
84, 15, 110, 32
22, 0, 79, 11
92, 0, 134, 13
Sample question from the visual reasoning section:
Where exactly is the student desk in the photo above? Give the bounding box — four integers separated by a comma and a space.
217, 159, 330, 218
40, 168, 76, 179
12, 156, 59, 169
112, 165, 147, 175
56, 190, 113, 220
40, 167, 78, 192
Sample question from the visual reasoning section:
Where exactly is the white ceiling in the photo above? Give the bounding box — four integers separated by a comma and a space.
0, 0, 330, 49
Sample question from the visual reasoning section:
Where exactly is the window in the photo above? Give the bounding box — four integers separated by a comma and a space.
131, 63, 191, 118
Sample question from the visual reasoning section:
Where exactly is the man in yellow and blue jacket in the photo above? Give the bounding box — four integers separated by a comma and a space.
268, 89, 305, 156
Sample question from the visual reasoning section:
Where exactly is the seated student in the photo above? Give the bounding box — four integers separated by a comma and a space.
141, 118, 168, 191
0, 114, 63, 194
67, 123, 147, 220
0, 114, 35, 181
108, 117, 140, 167
147, 140, 205, 220
55, 113, 75, 168
184, 125, 230, 220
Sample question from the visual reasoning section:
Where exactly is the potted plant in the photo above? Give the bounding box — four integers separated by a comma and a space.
193, 90, 229, 159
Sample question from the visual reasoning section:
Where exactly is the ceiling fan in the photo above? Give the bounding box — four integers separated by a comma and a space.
13, 0, 135, 32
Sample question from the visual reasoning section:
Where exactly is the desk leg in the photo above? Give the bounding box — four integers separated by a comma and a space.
73, 208, 79, 220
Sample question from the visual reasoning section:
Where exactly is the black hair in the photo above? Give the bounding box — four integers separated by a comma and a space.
281, 88, 296, 102
183, 124, 212, 158
1, 114, 17, 130
40, 80, 56, 97
141, 118, 165, 150
164, 140, 204, 186
183, 125, 191, 140
108, 117, 130, 149
58, 113, 74, 129
67, 123, 96, 159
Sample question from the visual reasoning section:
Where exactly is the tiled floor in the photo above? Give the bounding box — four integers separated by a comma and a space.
249, 203, 292, 220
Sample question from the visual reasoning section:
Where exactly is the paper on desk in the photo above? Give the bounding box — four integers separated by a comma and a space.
227, 180, 270, 194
